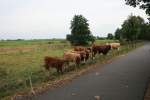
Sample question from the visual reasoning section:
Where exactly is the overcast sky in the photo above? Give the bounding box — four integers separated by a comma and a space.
0, 0, 148, 40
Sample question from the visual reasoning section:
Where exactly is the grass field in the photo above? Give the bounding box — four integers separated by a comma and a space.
0, 39, 141, 99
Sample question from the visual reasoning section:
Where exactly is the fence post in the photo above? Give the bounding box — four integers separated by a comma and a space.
29, 75, 35, 95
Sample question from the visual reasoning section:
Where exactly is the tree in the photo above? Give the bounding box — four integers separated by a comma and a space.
114, 28, 122, 40
138, 23, 150, 40
66, 15, 95, 45
107, 33, 114, 39
121, 15, 144, 41
125, 0, 150, 17
115, 15, 150, 41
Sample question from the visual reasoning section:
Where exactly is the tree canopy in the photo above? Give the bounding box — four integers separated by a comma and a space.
114, 15, 150, 41
121, 15, 145, 41
66, 15, 95, 45
125, 0, 150, 18
114, 28, 122, 40
138, 22, 150, 40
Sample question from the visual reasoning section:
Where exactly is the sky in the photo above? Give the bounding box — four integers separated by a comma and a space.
0, 0, 149, 40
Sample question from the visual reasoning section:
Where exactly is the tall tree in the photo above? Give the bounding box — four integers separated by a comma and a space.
66, 15, 95, 45
70, 15, 91, 35
121, 15, 144, 41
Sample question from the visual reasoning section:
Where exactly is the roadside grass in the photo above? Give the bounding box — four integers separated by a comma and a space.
0, 39, 143, 100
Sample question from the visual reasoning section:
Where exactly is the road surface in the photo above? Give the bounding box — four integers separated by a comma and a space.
32, 43, 150, 100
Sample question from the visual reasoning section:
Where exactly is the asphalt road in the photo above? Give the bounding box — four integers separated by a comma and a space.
33, 43, 150, 100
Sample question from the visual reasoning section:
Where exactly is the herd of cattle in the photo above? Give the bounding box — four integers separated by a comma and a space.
44, 43, 120, 74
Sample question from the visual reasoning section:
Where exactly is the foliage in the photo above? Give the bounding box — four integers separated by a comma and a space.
66, 15, 95, 45
121, 15, 145, 41
107, 33, 114, 39
138, 23, 150, 40
114, 15, 149, 41
125, 0, 150, 18
114, 28, 122, 40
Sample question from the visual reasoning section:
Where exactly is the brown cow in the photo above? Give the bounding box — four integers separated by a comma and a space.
86, 47, 92, 53
84, 49, 91, 61
71, 50, 86, 62
74, 46, 85, 51
92, 44, 111, 57
44, 56, 67, 74
74, 46, 91, 61
63, 52, 81, 66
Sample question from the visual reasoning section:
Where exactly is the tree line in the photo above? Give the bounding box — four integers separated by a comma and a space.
66, 14, 150, 46
114, 14, 150, 41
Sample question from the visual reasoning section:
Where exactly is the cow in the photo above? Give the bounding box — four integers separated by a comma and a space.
44, 56, 67, 74
74, 46, 85, 51
84, 49, 91, 61
92, 44, 111, 58
76, 51, 86, 62
86, 47, 92, 53
71, 50, 86, 62
109, 43, 120, 50
74, 46, 91, 61
63, 52, 81, 66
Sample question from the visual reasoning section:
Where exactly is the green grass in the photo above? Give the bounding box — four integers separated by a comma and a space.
0, 39, 69, 47
94, 39, 119, 45
0, 39, 142, 99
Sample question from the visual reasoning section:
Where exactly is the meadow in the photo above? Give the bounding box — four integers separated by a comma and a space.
0, 39, 142, 99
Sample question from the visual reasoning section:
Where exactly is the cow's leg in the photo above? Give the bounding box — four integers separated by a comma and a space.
92, 52, 96, 59
48, 66, 51, 76
49, 70, 51, 77
75, 58, 80, 69
56, 67, 60, 74
92, 52, 94, 59
60, 67, 63, 74
62, 64, 66, 72
83, 57, 86, 63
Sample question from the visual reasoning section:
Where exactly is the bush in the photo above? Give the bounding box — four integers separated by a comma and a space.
67, 34, 95, 45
